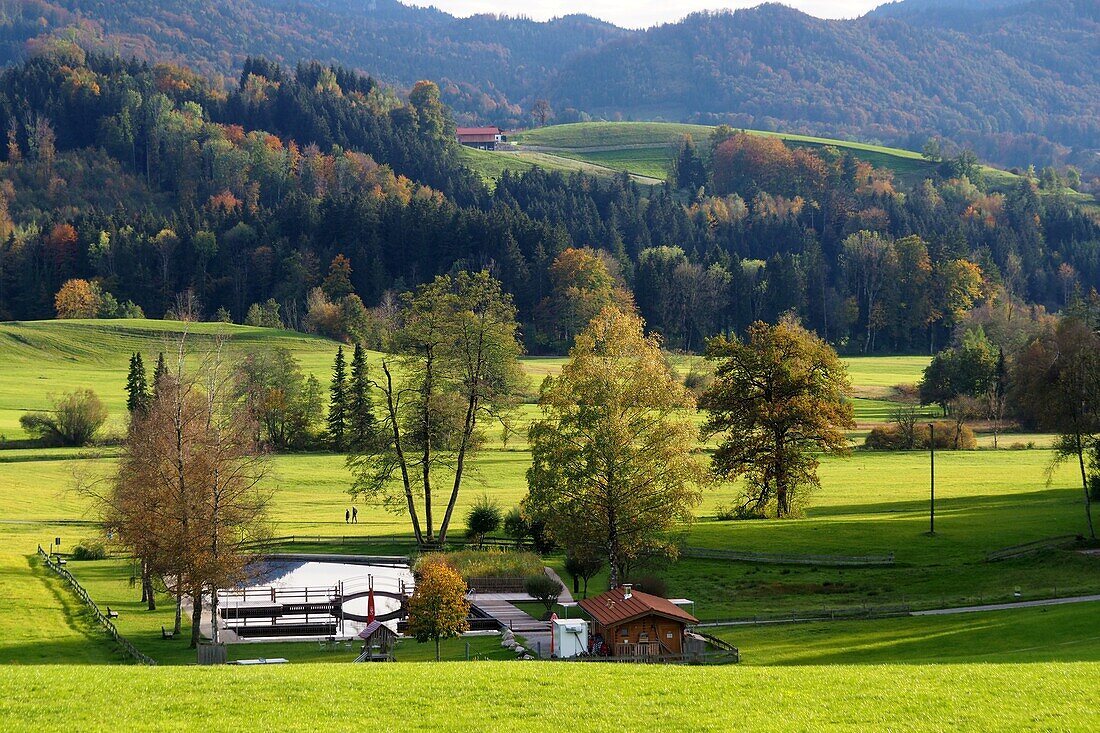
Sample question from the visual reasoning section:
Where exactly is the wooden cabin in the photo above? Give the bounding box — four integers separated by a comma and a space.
578, 585, 698, 658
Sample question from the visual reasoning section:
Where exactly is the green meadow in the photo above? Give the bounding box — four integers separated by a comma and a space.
466, 121, 1098, 211
1, 662, 1097, 731
0, 318, 1098, 726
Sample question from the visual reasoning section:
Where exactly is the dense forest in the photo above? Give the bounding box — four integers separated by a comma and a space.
0, 0, 1095, 178
0, 50, 1098, 355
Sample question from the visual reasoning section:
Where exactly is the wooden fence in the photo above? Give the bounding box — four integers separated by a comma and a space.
681, 546, 896, 567
986, 535, 1079, 562
36, 545, 157, 666
242, 535, 531, 552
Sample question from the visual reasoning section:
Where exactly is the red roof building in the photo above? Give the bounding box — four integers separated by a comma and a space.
455, 126, 504, 149
578, 585, 698, 658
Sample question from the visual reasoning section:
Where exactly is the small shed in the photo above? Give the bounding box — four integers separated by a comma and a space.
578, 585, 698, 658
354, 620, 396, 662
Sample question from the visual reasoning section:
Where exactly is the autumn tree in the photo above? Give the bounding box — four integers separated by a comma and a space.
409, 80, 448, 144
54, 279, 101, 318
701, 318, 855, 518
535, 247, 632, 352
1012, 318, 1100, 539
101, 341, 271, 647
406, 558, 470, 661
348, 271, 523, 545
524, 306, 708, 587
322, 254, 355, 300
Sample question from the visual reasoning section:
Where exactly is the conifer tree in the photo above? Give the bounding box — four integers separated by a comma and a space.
328, 346, 348, 450
349, 342, 375, 447
125, 352, 150, 415
152, 352, 169, 398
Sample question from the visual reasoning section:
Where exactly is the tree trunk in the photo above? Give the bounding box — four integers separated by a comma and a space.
189, 588, 203, 649
143, 562, 156, 611
1076, 432, 1096, 540
422, 348, 434, 543
435, 637, 440, 662
381, 362, 423, 545
174, 589, 182, 635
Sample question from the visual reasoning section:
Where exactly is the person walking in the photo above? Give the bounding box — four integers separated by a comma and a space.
345, 508, 350, 524
352, 506, 358, 524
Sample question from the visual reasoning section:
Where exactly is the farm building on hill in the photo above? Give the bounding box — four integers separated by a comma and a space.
578, 584, 699, 658
455, 126, 505, 149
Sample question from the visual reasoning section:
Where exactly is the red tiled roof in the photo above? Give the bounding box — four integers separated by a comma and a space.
455, 126, 501, 136
578, 587, 698, 627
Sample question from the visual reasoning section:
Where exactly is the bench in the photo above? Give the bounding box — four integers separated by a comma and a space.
106, 607, 119, 619
161, 625, 174, 640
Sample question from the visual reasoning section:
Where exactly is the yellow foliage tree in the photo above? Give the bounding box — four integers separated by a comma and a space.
407, 559, 470, 660
54, 278, 101, 318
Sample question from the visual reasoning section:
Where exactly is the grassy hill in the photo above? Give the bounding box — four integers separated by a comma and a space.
0, 320, 343, 441
469, 122, 1096, 210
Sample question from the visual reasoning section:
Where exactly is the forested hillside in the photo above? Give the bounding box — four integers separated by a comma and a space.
0, 0, 1096, 177
0, 51, 1097, 355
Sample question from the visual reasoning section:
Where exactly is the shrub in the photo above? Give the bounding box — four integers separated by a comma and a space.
631, 575, 668, 598
864, 420, 975, 450
465, 496, 501, 548
683, 361, 714, 396
502, 507, 528, 547
20, 389, 108, 446
71, 540, 107, 561
524, 573, 562, 613
415, 549, 543, 580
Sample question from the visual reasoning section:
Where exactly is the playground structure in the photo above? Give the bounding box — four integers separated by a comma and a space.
217, 574, 410, 640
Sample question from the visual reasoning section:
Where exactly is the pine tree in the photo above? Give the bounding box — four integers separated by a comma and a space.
328, 346, 348, 450
349, 342, 376, 447
152, 352, 169, 398
125, 352, 150, 414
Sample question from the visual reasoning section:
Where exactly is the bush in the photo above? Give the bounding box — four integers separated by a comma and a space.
20, 389, 108, 446
502, 507, 528, 546
631, 575, 668, 598
415, 549, 543, 579
71, 540, 107, 561
524, 573, 562, 612
465, 496, 501, 548
683, 361, 714, 396
864, 420, 976, 450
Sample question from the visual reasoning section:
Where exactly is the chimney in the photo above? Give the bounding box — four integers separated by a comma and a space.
622, 584, 632, 599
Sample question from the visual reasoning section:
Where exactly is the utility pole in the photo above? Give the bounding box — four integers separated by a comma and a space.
928, 422, 935, 535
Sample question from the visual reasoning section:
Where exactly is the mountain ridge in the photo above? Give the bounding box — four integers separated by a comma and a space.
1, 0, 1096, 176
